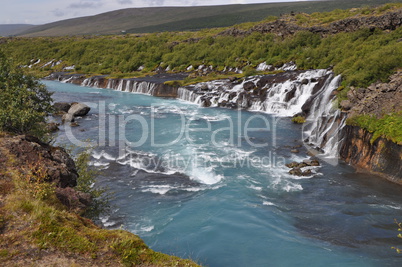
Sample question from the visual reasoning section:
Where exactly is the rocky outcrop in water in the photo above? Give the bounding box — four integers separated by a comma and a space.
340, 125, 402, 184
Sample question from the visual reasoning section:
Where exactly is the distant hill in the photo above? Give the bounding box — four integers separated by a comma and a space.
0, 24, 35, 36
17, 0, 402, 36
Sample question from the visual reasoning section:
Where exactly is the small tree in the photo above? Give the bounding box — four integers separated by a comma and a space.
0, 51, 53, 136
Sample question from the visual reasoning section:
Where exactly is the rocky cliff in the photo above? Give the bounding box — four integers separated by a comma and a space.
339, 71, 402, 184
340, 125, 402, 184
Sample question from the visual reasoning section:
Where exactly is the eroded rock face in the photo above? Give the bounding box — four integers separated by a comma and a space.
2, 135, 78, 188
347, 71, 402, 118
340, 125, 402, 184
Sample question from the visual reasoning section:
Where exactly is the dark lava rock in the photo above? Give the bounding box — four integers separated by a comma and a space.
340, 100, 353, 110
54, 102, 71, 113
243, 81, 255, 91
289, 167, 313, 176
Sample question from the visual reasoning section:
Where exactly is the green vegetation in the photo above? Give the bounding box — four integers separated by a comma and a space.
0, 51, 53, 136
346, 112, 402, 144
0, 135, 198, 266
75, 149, 111, 218
294, 3, 402, 26
292, 116, 307, 124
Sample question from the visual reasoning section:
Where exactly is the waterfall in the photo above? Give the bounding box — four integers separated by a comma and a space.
174, 69, 345, 158
176, 69, 334, 117
302, 74, 346, 159
177, 87, 203, 104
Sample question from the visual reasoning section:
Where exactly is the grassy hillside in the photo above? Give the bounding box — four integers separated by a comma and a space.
18, 0, 402, 36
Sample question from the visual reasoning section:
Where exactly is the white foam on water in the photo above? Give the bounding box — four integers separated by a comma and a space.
99, 215, 118, 227
263, 201, 277, 206
248, 185, 263, 191
190, 167, 223, 185
141, 226, 155, 232
92, 150, 116, 161
283, 182, 303, 192
92, 161, 110, 168
141, 185, 174, 195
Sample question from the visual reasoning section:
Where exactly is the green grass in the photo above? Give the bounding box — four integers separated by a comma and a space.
292, 116, 307, 124
346, 112, 402, 144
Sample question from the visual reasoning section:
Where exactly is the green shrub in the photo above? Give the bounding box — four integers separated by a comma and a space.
292, 116, 306, 124
0, 51, 53, 137
346, 112, 402, 144
75, 150, 110, 218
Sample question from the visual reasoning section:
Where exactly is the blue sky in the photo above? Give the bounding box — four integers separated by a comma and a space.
1, 0, 305, 25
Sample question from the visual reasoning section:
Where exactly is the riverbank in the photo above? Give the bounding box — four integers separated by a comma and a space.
0, 133, 199, 266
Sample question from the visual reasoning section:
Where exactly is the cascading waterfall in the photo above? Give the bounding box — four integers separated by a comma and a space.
302, 74, 345, 157
250, 69, 329, 116
177, 87, 203, 104
176, 69, 345, 157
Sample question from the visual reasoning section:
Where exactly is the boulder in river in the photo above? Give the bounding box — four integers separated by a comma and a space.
62, 113, 75, 124
68, 103, 91, 117
54, 102, 71, 113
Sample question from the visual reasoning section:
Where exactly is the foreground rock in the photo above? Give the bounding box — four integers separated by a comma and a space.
53, 102, 71, 113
